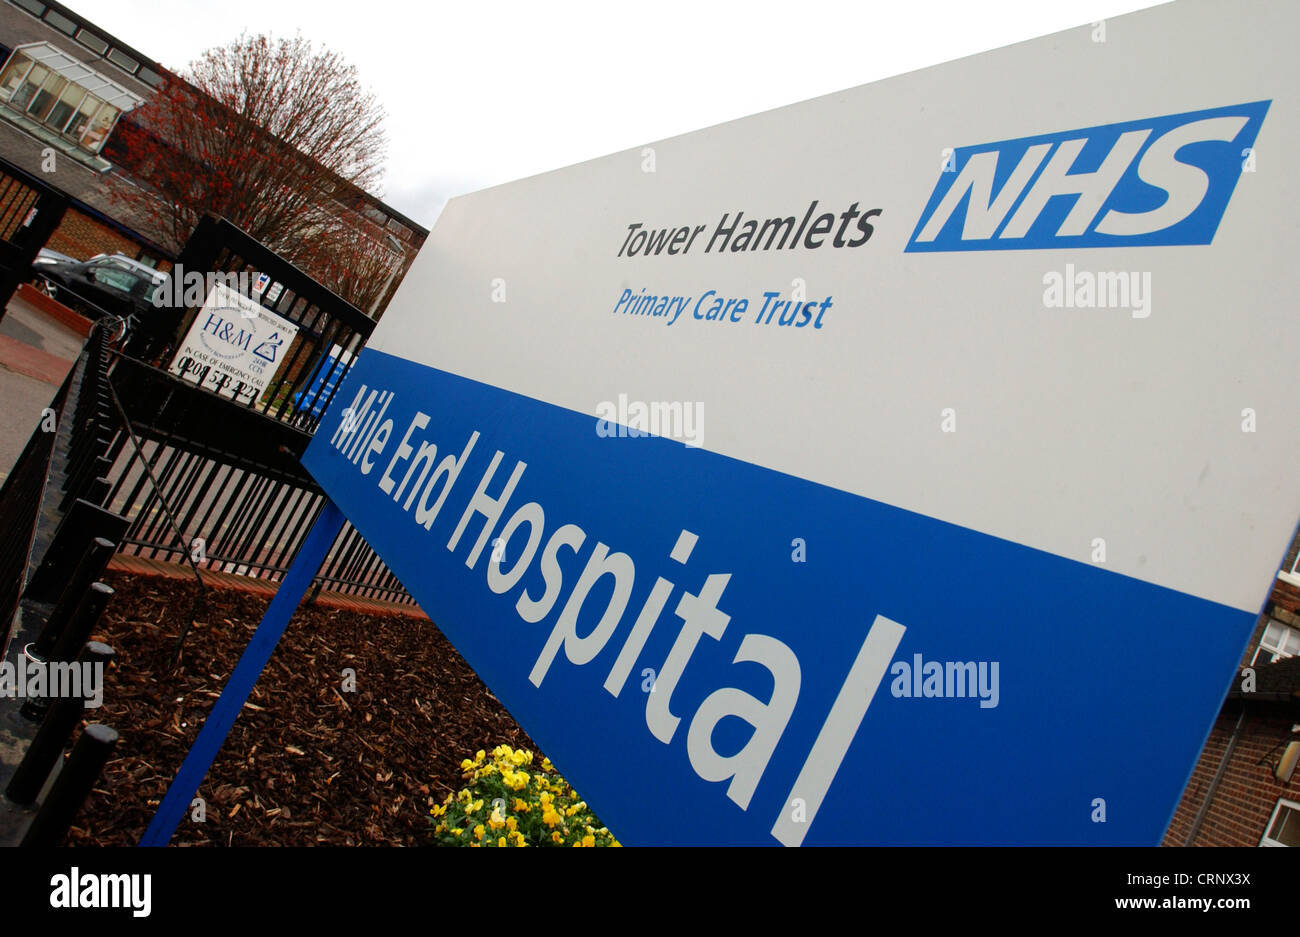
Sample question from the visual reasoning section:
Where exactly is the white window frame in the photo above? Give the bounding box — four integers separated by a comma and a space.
1260, 797, 1300, 846
1252, 620, 1300, 665
1276, 547, 1300, 586
0, 42, 140, 155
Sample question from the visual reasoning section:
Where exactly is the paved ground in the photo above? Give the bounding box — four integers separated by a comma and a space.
0, 296, 83, 482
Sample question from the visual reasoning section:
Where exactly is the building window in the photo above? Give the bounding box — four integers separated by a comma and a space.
8, 59, 50, 111
12, 0, 46, 16
1278, 545, 1300, 586
106, 49, 138, 74
42, 9, 77, 36
75, 30, 109, 56
1261, 798, 1300, 846
0, 52, 34, 101
0, 43, 141, 159
26, 69, 68, 122
1253, 620, 1300, 665
45, 80, 84, 132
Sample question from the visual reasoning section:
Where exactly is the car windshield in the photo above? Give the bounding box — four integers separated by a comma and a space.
90, 260, 156, 294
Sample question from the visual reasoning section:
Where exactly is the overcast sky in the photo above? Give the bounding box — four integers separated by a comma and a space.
70, 0, 1164, 228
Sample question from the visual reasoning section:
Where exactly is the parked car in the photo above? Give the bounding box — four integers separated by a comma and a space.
30, 252, 167, 324
30, 247, 77, 268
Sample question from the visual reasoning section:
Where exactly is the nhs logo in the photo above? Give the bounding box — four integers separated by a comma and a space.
906, 101, 1269, 252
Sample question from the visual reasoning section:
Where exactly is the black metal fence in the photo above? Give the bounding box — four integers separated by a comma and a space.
6, 212, 415, 608
102, 357, 412, 603
97, 216, 415, 605
0, 371, 69, 636
160, 214, 375, 431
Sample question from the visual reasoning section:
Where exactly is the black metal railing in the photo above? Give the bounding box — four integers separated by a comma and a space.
159, 214, 375, 431
8, 214, 414, 609
101, 353, 414, 605
0, 370, 70, 638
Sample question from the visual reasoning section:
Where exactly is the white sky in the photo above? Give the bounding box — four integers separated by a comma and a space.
69, 0, 1165, 228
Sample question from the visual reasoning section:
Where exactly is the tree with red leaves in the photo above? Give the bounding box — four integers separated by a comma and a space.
107, 33, 405, 312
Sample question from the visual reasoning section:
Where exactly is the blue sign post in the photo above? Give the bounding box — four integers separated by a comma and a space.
140, 501, 345, 846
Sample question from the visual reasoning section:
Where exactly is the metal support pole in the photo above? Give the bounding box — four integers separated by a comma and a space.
140, 498, 346, 847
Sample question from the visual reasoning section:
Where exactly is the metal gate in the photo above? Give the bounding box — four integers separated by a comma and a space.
0, 154, 68, 321
102, 215, 415, 605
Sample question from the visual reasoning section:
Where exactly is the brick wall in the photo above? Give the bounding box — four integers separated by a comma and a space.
44, 207, 169, 269
1163, 704, 1298, 845
1269, 577, 1300, 616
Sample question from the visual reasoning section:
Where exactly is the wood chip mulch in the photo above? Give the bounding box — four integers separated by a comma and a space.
61, 571, 538, 846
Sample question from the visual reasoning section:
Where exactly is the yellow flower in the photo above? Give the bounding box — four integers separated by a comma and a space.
506, 817, 518, 832
497, 836, 507, 848
475, 750, 486, 763
551, 831, 563, 844
510, 830, 526, 847
582, 834, 595, 847
488, 810, 506, 832
473, 825, 485, 842
512, 798, 530, 813
465, 799, 483, 815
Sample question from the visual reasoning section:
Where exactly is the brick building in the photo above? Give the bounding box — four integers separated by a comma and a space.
1164, 546, 1300, 846
0, 0, 426, 310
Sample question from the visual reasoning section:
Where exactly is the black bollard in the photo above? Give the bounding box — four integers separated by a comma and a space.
49, 582, 114, 665
6, 642, 115, 805
19, 724, 119, 847
61, 453, 112, 510
22, 582, 113, 722
84, 476, 112, 509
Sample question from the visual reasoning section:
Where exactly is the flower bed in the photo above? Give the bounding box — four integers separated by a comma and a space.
431, 745, 619, 847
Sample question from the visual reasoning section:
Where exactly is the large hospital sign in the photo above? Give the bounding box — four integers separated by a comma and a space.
302, 0, 1300, 845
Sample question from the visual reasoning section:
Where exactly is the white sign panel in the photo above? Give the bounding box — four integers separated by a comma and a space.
169, 283, 300, 404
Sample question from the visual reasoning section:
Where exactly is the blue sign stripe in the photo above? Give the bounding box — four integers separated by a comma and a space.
303, 350, 1252, 845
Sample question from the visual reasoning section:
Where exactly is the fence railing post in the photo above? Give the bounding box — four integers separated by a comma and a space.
23, 581, 113, 722
19, 724, 119, 847
6, 641, 115, 806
